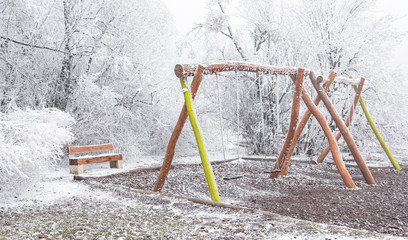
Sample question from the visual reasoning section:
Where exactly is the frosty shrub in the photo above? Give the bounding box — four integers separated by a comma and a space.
68, 75, 143, 157
0, 108, 75, 182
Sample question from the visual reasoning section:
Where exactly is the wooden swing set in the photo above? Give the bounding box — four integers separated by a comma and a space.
154, 62, 380, 202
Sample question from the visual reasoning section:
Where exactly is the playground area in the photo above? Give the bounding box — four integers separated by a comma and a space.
64, 61, 407, 238
2, 2, 408, 238
88, 158, 408, 237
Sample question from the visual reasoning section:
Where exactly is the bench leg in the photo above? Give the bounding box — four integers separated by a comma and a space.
70, 164, 84, 174
110, 160, 123, 169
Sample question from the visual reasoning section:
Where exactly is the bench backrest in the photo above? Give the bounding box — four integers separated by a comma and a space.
69, 143, 114, 154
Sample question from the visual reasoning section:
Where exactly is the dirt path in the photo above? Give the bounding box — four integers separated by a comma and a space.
90, 159, 408, 237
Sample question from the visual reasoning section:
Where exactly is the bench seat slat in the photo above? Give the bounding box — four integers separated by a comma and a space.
69, 143, 114, 154
70, 154, 122, 165
69, 153, 122, 160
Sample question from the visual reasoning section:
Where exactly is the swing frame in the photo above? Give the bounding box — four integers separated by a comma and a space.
154, 62, 376, 201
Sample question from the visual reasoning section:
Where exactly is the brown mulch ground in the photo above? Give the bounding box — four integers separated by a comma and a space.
88, 159, 408, 237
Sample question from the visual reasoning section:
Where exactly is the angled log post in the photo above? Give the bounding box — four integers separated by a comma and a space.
154, 65, 205, 192
317, 77, 365, 163
270, 68, 304, 179
310, 73, 376, 185
356, 87, 401, 171
179, 77, 220, 202
278, 71, 336, 175
278, 72, 356, 188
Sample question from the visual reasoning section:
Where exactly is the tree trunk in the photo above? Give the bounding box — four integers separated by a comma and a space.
47, 0, 74, 111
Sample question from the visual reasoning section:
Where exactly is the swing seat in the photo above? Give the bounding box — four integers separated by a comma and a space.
264, 169, 281, 174
223, 175, 243, 180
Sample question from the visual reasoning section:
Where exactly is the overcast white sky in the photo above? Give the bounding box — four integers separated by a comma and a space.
163, 0, 408, 67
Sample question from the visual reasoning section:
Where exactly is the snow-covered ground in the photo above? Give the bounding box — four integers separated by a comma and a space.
1, 150, 404, 209
1, 154, 406, 239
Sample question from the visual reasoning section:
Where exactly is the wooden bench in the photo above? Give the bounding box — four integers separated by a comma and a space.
69, 143, 123, 174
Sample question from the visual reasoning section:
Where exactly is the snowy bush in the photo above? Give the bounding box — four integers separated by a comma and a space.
0, 108, 75, 182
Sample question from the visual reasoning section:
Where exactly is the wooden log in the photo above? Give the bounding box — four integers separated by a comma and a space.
278, 71, 336, 175
334, 76, 362, 85
124, 186, 282, 219
310, 73, 376, 185
279, 72, 356, 188
69, 154, 122, 165
174, 62, 310, 78
241, 156, 277, 161
69, 165, 84, 175
317, 77, 365, 163
69, 143, 114, 154
356, 88, 401, 170
180, 77, 220, 202
110, 159, 123, 169
270, 68, 304, 178
153, 65, 205, 192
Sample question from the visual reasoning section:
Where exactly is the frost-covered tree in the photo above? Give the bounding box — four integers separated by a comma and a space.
0, 0, 178, 158
182, 0, 405, 156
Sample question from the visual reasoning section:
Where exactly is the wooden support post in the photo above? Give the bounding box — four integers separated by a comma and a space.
110, 160, 123, 169
278, 71, 336, 175
270, 68, 304, 178
69, 165, 84, 175
179, 77, 220, 202
317, 78, 365, 163
280, 72, 356, 188
310, 73, 376, 185
153, 65, 205, 192
356, 87, 401, 171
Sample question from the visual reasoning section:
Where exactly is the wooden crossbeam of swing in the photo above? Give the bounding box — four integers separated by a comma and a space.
333, 76, 362, 85
174, 62, 311, 79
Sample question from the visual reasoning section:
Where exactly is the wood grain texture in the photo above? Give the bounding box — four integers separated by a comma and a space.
278, 71, 336, 175
69, 143, 114, 154
317, 77, 365, 163
69, 154, 122, 165
277, 72, 356, 188
270, 68, 304, 178
310, 73, 375, 185
174, 62, 310, 78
